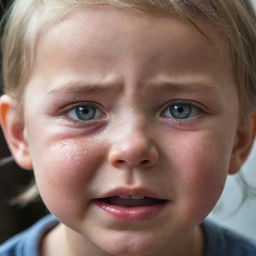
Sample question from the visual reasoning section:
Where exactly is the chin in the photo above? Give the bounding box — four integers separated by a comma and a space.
95, 232, 165, 256
103, 244, 156, 256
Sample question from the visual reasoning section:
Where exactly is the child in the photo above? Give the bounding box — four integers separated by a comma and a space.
0, 0, 256, 255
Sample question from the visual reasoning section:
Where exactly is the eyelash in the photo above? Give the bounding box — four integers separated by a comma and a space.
62, 100, 205, 126
160, 101, 205, 123
64, 103, 105, 123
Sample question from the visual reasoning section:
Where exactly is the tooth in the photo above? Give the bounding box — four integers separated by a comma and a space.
118, 194, 130, 199
131, 195, 144, 200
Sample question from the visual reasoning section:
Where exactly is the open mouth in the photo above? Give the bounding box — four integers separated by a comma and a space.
94, 187, 170, 221
99, 195, 167, 207
95, 194, 168, 221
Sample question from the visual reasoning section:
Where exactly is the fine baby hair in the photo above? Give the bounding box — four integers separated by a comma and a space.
0, 0, 256, 256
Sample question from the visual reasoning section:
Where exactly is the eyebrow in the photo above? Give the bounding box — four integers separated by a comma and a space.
152, 79, 216, 93
46, 77, 216, 97
46, 81, 123, 96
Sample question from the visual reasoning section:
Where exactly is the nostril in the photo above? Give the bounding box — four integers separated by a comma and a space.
116, 160, 126, 165
141, 160, 150, 165
115, 159, 150, 167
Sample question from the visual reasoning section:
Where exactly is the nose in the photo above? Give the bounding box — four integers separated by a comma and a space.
108, 126, 159, 169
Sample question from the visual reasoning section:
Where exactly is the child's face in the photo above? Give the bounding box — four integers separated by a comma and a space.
2, 6, 253, 256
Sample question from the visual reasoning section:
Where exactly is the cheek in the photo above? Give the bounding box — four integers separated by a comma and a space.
31, 138, 104, 219
167, 131, 234, 221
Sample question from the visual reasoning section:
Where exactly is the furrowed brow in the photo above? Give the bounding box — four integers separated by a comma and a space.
153, 80, 216, 93
47, 81, 123, 97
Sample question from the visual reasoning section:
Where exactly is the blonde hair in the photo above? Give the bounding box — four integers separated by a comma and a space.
1, 0, 256, 203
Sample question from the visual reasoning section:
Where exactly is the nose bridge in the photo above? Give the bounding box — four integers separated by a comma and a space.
108, 116, 159, 169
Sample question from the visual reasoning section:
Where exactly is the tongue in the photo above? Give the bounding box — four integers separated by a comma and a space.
102, 197, 165, 207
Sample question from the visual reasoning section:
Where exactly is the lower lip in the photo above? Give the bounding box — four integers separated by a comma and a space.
94, 200, 167, 221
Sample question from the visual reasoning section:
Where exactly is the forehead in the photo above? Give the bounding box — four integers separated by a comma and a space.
38, 6, 224, 59
28, 6, 235, 98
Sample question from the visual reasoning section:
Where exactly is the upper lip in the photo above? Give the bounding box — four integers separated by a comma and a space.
97, 187, 168, 200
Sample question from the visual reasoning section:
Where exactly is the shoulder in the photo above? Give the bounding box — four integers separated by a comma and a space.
202, 219, 256, 256
0, 215, 58, 256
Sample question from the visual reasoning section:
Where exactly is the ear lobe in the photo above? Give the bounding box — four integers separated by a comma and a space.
0, 95, 32, 170
228, 117, 255, 175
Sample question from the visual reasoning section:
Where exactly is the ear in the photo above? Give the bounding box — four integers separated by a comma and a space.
0, 95, 32, 170
228, 116, 255, 175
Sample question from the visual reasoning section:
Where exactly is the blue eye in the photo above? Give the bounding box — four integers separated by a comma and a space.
67, 104, 102, 121
162, 102, 200, 119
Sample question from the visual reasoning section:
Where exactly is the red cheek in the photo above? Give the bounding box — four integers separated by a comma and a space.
36, 138, 108, 187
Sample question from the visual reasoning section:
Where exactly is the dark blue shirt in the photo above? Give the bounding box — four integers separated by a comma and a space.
202, 219, 256, 256
0, 215, 255, 255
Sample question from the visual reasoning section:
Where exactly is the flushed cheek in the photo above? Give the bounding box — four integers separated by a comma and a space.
32, 139, 104, 219
168, 134, 232, 223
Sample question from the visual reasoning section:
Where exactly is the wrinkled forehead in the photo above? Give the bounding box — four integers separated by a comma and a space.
17, 1, 227, 85
7, 0, 231, 102
24, 4, 232, 104
27, 6, 234, 101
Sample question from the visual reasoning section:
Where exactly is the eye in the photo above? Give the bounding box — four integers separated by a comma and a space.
161, 102, 200, 120
67, 104, 103, 121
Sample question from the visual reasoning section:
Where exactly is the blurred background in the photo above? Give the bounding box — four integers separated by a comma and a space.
0, 0, 256, 244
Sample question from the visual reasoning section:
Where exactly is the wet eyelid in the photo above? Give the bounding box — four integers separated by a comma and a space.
161, 100, 206, 110
159, 100, 207, 118
61, 101, 103, 113
62, 102, 106, 121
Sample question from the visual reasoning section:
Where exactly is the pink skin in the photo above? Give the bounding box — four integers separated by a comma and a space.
1, 6, 253, 256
